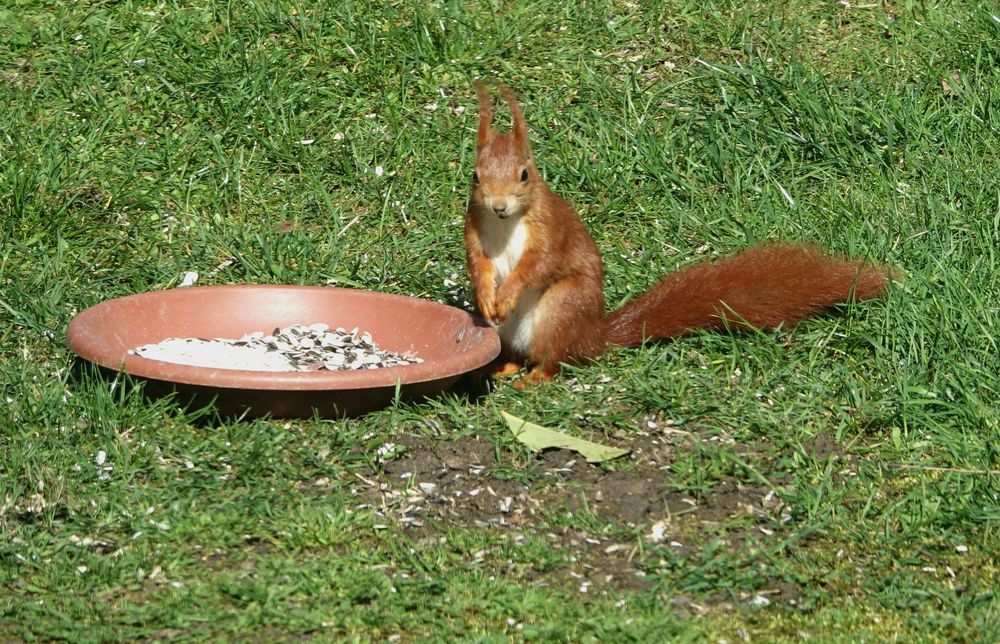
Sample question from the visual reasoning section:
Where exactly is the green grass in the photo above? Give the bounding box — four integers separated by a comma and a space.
3, 0, 1000, 640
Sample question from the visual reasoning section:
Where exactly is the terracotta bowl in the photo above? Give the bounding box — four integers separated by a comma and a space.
66, 285, 500, 418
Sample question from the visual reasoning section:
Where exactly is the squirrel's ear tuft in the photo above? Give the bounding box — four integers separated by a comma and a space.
475, 81, 492, 149
498, 84, 530, 157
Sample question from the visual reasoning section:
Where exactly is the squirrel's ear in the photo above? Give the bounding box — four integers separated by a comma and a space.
499, 84, 530, 157
475, 81, 491, 149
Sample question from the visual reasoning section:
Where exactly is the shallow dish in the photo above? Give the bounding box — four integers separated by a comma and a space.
67, 285, 500, 418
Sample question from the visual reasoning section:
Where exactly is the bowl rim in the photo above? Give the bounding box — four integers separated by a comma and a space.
67, 285, 500, 391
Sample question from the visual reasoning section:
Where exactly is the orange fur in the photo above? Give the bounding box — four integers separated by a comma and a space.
606, 243, 893, 347
465, 84, 894, 385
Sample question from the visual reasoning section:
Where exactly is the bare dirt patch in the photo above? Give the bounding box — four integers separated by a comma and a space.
351, 425, 800, 600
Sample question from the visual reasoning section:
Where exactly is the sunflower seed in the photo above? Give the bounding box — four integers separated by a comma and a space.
133, 323, 423, 372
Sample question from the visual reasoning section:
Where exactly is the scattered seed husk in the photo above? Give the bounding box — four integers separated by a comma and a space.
130, 322, 423, 372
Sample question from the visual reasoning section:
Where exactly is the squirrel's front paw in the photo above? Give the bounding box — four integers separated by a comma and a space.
477, 291, 499, 323
479, 304, 503, 324
493, 289, 518, 324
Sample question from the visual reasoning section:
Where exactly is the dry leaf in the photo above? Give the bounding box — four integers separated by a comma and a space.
501, 411, 629, 463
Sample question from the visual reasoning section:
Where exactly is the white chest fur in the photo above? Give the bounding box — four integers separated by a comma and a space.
478, 215, 529, 283
476, 215, 540, 356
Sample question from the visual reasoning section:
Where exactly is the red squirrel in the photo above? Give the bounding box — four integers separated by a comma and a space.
465, 83, 893, 387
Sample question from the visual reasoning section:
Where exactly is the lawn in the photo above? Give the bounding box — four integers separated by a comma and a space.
2, 0, 999, 640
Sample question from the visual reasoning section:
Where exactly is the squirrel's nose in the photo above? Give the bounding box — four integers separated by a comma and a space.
492, 202, 508, 215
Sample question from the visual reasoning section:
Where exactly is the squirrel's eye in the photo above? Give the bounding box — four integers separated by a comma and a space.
472, 170, 480, 184
520, 168, 528, 182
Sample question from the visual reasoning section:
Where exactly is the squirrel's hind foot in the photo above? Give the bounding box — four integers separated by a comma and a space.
512, 366, 557, 389
490, 360, 523, 377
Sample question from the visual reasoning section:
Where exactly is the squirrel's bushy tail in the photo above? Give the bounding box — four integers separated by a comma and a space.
605, 243, 893, 347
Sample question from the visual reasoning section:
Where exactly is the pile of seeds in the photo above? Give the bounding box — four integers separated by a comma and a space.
130, 322, 423, 372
